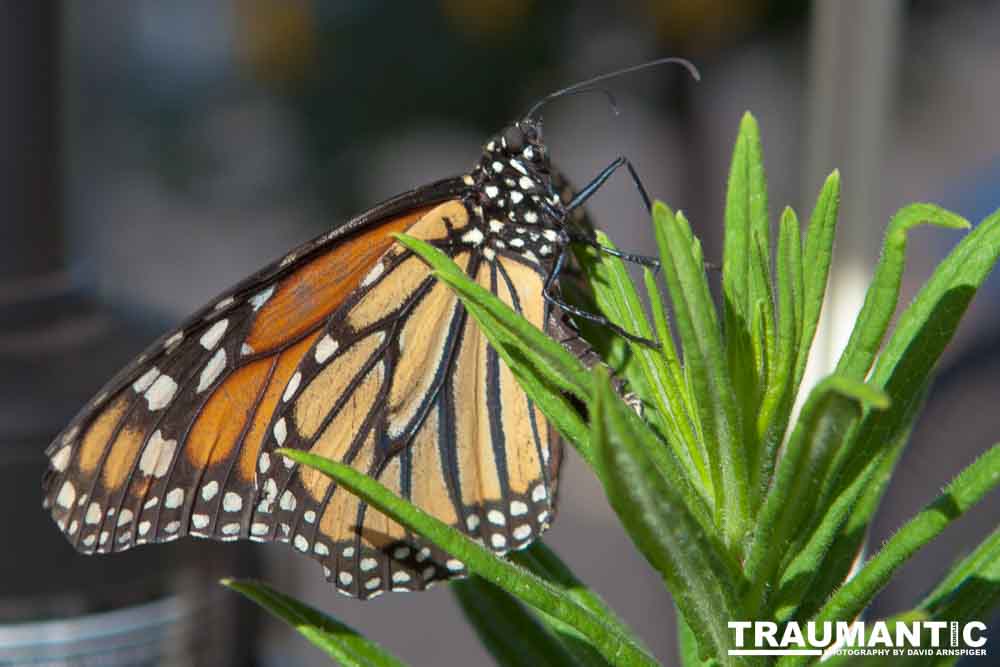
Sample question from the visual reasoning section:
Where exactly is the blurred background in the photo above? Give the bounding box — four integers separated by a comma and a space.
2, 0, 999, 664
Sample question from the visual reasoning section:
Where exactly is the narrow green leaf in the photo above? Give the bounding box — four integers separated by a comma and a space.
222, 578, 407, 667
279, 448, 658, 667
510, 541, 644, 653
836, 204, 970, 380
808, 444, 1000, 635
721, 114, 770, 519
573, 231, 708, 491
722, 111, 769, 319
453, 577, 590, 667
655, 203, 745, 543
819, 206, 1000, 523
871, 206, 1000, 389
644, 267, 689, 405
677, 607, 720, 667
780, 444, 1000, 667
920, 526, 1000, 622
643, 266, 709, 489
591, 369, 739, 663
794, 170, 840, 389
744, 232, 776, 496
743, 375, 889, 615
773, 384, 924, 622
756, 207, 803, 502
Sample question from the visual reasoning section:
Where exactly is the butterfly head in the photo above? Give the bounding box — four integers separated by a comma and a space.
469, 118, 559, 211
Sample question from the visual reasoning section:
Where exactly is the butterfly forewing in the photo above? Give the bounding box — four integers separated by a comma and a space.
44, 172, 563, 598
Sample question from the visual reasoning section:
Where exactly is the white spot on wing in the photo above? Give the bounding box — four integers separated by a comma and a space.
164, 520, 181, 534
361, 262, 384, 287
221, 522, 240, 536
197, 349, 227, 393
250, 285, 275, 311
223, 492, 243, 512
51, 445, 71, 472
191, 514, 210, 529
274, 418, 287, 445
201, 480, 219, 502
85, 502, 101, 525
282, 372, 302, 402
144, 375, 178, 411
513, 524, 532, 540
199, 319, 229, 350
487, 510, 505, 526
532, 484, 547, 502
315, 335, 339, 363
214, 296, 235, 311
138, 430, 176, 478
133, 367, 161, 393
510, 500, 528, 516
462, 228, 485, 245
117, 509, 133, 527
258, 452, 271, 474
279, 490, 296, 512
165, 331, 184, 349
165, 488, 185, 509
56, 481, 75, 509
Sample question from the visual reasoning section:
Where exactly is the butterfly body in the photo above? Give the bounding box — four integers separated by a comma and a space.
43, 119, 577, 599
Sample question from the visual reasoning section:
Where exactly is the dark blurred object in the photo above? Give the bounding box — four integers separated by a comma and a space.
0, 3, 257, 665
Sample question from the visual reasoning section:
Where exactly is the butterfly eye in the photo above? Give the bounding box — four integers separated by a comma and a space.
502, 126, 524, 153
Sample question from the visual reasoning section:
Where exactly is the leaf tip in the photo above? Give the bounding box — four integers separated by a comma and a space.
740, 110, 759, 132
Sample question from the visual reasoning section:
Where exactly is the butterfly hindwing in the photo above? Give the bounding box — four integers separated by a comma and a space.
255, 201, 560, 597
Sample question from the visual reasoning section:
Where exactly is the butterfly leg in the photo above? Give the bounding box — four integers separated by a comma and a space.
564, 155, 651, 214
542, 247, 660, 348
560, 156, 661, 272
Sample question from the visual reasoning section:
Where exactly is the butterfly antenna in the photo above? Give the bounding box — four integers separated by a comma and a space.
524, 57, 700, 120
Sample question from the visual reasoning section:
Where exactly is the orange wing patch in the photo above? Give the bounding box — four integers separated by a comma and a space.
246, 206, 435, 352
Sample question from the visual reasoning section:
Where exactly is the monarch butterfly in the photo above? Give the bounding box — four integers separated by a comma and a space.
42, 59, 696, 599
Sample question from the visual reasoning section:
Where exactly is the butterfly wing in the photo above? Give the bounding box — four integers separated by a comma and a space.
42, 183, 561, 598
258, 204, 560, 596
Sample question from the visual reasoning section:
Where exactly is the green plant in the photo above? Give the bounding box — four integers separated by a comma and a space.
224, 113, 1000, 666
